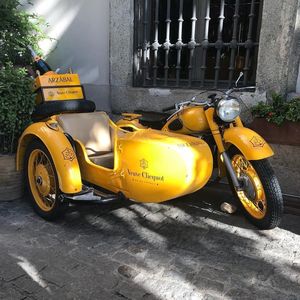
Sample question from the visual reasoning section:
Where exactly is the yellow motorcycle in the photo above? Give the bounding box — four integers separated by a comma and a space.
17, 48, 282, 229
117, 79, 284, 230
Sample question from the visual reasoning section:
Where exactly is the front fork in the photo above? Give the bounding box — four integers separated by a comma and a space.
220, 151, 242, 190
205, 108, 242, 190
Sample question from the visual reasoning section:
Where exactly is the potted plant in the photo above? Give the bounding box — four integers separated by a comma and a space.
0, 0, 46, 201
250, 93, 300, 146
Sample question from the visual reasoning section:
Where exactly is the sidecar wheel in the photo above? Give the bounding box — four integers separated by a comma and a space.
25, 140, 67, 220
228, 148, 283, 230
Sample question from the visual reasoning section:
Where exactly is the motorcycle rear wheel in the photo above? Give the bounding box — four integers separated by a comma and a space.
228, 147, 283, 230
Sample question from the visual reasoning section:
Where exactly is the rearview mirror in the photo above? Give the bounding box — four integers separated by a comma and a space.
235, 72, 244, 87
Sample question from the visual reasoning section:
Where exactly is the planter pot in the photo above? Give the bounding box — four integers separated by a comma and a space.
0, 154, 24, 201
269, 144, 300, 196
249, 118, 300, 146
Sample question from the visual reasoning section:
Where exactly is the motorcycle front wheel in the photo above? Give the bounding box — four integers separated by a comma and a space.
228, 147, 283, 230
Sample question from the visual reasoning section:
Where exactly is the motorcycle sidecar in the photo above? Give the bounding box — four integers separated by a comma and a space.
17, 111, 213, 219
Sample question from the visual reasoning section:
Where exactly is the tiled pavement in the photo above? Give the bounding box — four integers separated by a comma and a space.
0, 187, 300, 300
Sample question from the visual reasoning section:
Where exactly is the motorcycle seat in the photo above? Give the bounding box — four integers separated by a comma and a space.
134, 110, 171, 130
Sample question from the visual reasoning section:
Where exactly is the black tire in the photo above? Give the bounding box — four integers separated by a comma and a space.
32, 100, 95, 121
24, 139, 68, 220
227, 147, 283, 230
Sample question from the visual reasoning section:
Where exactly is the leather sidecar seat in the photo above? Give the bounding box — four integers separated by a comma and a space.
57, 112, 114, 169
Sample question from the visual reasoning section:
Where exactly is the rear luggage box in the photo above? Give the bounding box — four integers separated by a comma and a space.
33, 73, 85, 104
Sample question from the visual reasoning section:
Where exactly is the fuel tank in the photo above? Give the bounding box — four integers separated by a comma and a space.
117, 129, 213, 202
164, 106, 209, 133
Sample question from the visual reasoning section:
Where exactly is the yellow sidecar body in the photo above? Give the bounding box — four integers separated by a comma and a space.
17, 111, 213, 203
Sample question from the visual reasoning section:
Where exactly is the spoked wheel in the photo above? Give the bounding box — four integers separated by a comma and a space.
228, 147, 283, 229
25, 140, 67, 220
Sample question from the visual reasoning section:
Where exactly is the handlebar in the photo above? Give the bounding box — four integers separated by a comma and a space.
162, 85, 256, 113
225, 86, 256, 96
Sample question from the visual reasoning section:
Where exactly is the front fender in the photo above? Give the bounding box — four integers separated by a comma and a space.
17, 122, 82, 194
223, 127, 274, 160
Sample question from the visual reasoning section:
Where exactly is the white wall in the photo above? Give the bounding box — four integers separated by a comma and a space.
23, 0, 111, 111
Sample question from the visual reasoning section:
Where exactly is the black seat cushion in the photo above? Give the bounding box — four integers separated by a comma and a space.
134, 110, 171, 130
32, 100, 96, 121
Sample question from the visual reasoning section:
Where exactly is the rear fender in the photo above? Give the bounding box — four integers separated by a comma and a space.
17, 122, 82, 194
223, 127, 274, 160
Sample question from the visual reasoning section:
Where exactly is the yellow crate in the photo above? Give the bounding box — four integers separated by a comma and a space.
42, 86, 84, 101
34, 73, 85, 103
34, 73, 81, 90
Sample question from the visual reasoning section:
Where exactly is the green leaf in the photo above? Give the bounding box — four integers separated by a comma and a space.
251, 93, 300, 125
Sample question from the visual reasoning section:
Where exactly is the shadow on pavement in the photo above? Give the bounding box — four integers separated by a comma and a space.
0, 187, 299, 299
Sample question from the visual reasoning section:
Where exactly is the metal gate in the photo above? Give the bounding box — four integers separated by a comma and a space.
133, 0, 263, 88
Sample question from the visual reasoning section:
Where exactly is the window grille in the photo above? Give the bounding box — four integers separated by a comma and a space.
133, 0, 263, 88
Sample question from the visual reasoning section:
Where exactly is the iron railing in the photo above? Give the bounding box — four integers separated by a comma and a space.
133, 0, 263, 89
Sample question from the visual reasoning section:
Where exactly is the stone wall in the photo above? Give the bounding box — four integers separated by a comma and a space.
257, 0, 300, 95
110, 0, 300, 112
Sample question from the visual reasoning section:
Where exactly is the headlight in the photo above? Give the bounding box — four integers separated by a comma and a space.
216, 98, 241, 122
